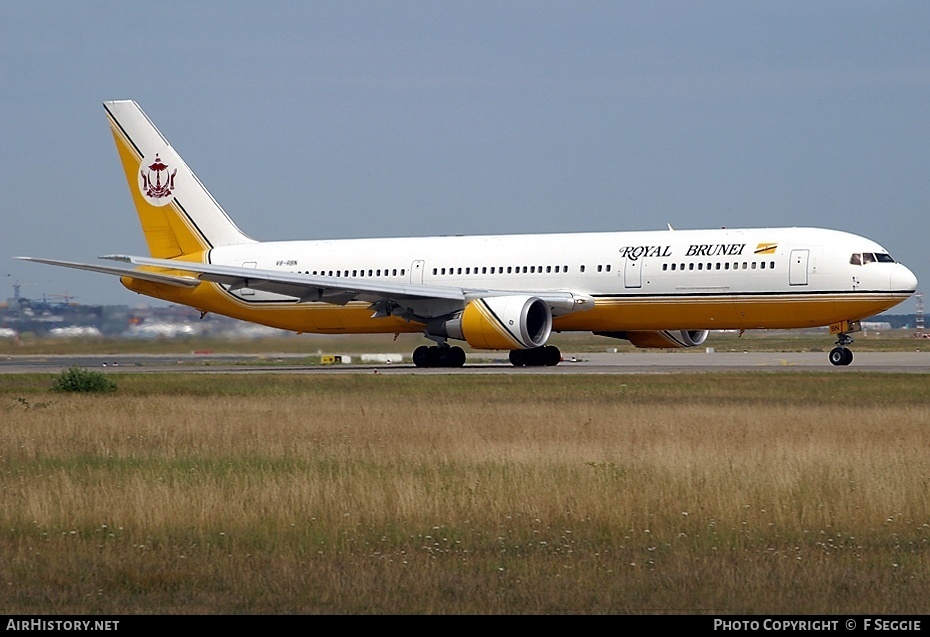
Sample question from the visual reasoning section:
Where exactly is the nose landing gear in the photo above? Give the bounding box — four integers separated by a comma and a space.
829, 332, 854, 366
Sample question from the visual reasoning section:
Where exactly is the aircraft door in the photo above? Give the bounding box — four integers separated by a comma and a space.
789, 250, 809, 286
624, 258, 642, 288
411, 260, 425, 284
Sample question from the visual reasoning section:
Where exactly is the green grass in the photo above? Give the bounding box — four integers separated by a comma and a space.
6, 370, 930, 404
51, 366, 118, 393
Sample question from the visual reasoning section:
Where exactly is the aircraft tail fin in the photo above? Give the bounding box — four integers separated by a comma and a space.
103, 100, 254, 259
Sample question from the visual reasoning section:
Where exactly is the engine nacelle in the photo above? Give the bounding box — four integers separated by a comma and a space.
596, 329, 709, 349
432, 295, 553, 350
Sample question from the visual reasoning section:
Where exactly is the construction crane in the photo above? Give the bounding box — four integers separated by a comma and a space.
916, 292, 927, 338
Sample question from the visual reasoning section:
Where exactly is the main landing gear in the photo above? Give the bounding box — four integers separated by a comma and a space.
411, 344, 563, 368
412, 345, 466, 368
829, 332, 854, 367
508, 345, 562, 367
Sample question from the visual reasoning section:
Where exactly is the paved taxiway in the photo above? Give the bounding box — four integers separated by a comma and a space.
2, 351, 929, 374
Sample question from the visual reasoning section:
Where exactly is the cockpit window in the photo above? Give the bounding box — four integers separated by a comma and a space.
850, 252, 896, 265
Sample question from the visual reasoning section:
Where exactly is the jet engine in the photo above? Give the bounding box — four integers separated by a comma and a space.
595, 329, 709, 349
429, 295, 552, 350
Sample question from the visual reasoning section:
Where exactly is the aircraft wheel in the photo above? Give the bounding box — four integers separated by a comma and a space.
543, 345, 562, 366
431, 347, 449, 367
448, 346, 466, 367
413, 346, 431, 368
829, 347, 853, 366
528, 348, 545, 366
520, 347, 550, 367
525, 348, 543, 366
509, 350, 526, 367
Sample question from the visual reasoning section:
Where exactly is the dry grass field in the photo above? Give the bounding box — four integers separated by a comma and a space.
2, 372, 930, 614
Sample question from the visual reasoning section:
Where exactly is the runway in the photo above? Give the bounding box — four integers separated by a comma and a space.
2, 350, 930, 374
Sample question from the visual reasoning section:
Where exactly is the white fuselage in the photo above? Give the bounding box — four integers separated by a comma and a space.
185, 226, 915, 334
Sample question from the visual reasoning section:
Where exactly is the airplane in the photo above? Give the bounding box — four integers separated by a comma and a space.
19, 100, 918, 367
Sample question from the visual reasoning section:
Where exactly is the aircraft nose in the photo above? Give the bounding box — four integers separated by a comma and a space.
890, 264, 918, 294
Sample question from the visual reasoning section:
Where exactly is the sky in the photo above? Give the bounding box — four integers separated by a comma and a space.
2, 1, 928, 312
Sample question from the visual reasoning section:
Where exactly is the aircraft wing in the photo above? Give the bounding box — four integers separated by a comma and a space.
100, 254, 590, 317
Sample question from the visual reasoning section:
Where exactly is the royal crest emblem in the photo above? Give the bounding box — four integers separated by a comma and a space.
139, 154, 177, 206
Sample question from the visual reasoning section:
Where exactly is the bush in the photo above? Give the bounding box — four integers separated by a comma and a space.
52, 366, 117, 393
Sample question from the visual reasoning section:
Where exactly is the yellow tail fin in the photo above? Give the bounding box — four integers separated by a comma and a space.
104, 101, 254, 258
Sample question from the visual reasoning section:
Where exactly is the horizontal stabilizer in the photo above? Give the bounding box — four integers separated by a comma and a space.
15, 257, 201, 288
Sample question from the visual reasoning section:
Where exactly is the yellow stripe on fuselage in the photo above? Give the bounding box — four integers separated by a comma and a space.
554, 293, 907, 331
118, 275, 907, 341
